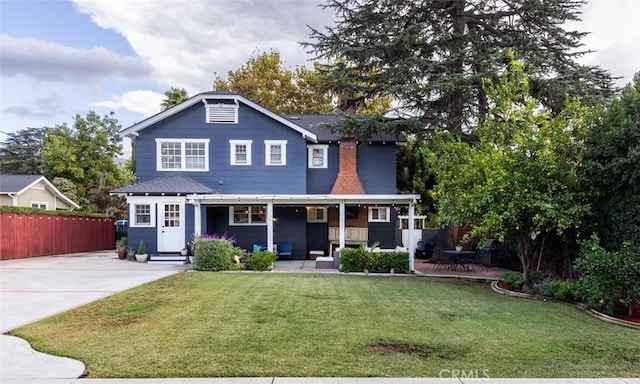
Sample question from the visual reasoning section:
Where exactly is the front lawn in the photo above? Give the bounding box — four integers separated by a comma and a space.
12, 273, 640, 378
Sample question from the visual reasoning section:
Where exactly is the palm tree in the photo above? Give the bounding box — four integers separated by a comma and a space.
160, 87, 189, 110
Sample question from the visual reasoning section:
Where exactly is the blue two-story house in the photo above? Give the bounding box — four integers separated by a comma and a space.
111, 91, 420, 269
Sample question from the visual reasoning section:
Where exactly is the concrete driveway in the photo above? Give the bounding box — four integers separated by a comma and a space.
0, 251, 185, 380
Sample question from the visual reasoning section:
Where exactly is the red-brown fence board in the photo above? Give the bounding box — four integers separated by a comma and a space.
0, 213, 115, 260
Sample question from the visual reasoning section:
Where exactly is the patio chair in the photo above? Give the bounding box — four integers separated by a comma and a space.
278, 242, 293, 258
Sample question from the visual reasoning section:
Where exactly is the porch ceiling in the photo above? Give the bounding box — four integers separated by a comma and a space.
186, 194, 420, 206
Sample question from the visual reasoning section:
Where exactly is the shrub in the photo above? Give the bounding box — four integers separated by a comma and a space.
548, 279, 580, 302
340, 246, 374, 273
502, 272, 524, 290
529, 270, 545, 285
339, 246, 409, 273
246, 250, 276, 271
575, 234, 640, 316
193, 238, 235, 271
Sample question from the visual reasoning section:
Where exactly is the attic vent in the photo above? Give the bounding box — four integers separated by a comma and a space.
206, 104, 238, 124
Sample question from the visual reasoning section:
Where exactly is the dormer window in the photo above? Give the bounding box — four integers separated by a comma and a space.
205, 99, 238, 123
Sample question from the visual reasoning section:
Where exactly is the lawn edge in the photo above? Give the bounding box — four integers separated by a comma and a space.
490, 281, 640, 331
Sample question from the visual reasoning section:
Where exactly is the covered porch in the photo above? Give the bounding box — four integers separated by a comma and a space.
186, 193, 421, 271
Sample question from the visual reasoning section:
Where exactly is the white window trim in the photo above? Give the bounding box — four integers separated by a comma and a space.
307, 207, 328, 223
229, 206, 267, 226
368, 207, 390, 223
229, 140, 253, 166
30, 201, 48, 209
265, 140, 287, 166
308, 144, 328, 169
155, 138, 210, 172
206, 103, 238, 124
129, 200, 156, 228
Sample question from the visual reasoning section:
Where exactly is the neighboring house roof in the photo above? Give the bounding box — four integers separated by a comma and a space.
283, 114, 406, 143
110, 174, 216, 195
119, 91, 318, 142
0, 174, 81, 209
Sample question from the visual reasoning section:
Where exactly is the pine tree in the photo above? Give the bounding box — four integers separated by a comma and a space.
305, 0, 615, 138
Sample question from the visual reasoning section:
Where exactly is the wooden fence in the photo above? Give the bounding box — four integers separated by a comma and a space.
0, 213, 115, 260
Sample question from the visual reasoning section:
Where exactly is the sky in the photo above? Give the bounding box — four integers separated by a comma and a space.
1, 0, 639, 151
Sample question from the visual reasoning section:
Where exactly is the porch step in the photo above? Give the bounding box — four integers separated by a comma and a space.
147, 254, 188, 265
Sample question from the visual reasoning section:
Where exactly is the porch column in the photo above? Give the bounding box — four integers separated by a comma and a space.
193, 202, 202, 236
338, 201, 346, 251
408, 201, 415, 272
266, 202, 274, 253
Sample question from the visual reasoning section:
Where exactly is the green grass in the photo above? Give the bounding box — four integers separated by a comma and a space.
12, 273, 640, 378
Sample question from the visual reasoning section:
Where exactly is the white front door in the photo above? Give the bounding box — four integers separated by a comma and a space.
158, 201, 185, 252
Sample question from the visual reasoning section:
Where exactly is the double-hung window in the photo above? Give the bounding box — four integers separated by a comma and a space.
230, 140, 252, 165
307, 145, 328, 168
230, 206, 266, 225
156, 139, 209, 171
265, 140, 287, 166
368, 207, 390, 222
134, 204, 152, 225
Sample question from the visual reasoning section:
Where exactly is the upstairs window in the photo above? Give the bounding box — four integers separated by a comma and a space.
265, 140, 287, 166
156, 139, 209, 171
30, 201, 48, 209
206, 101, 238, 124
368, 207, 390, 222
308, 145, 328, 168
230, 140, 252, 165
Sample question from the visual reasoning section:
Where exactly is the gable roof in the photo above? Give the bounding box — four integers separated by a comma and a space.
283, 114, 406, 143
110, 174, 216, 196
0, 174, 81, 209
120, 91, 318, 142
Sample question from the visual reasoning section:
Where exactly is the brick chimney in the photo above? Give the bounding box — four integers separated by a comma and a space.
330, 140, 365, 194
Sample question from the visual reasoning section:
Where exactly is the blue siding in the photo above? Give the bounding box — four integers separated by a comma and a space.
358, 143, 397, 194
306, 144, 339, 194
128, 227, 157, 255
367, 209, 399, 248
136, 103, 308, 194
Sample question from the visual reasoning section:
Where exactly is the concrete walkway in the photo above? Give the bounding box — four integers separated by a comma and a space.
1, 253, 638, 384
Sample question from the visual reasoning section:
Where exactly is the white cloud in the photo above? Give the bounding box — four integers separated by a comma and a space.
91, 90, 164, 116
0, 34, 153, 83
72, 0, 335, 94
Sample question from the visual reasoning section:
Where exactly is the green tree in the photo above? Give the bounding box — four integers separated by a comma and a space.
0, 127, 47, 174
160, 87, 189, 110
214, 50, 334, 114
581, 72, 640, 250
213, 50, 391, 115
430, 57, 588, 291
51, 177, 79, 205
41, 111, 124, 212
305, 0, 615, 138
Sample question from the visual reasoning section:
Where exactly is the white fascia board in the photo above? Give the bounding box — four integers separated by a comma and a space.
119, 93, 318, 143
186, 194, 420, 205
24, 176, 81, 209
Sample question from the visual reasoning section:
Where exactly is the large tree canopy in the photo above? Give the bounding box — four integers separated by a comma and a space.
581, 72, 640, 250
214, 51, 334, 114
213, 50, 391, 115
305, 0, 615, 138
0, 127, 47, 175
430, 57, 588, 291
41, 111, 125, 210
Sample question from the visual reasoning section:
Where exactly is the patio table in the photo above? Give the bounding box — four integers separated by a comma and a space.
443, 250, 476, 272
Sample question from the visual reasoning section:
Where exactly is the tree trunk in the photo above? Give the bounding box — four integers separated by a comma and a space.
516, 229, 533, 292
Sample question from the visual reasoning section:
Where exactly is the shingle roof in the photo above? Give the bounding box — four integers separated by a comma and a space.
110, 175, 216, 195
282, 114, 406, 142
0, 174, 43, 193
